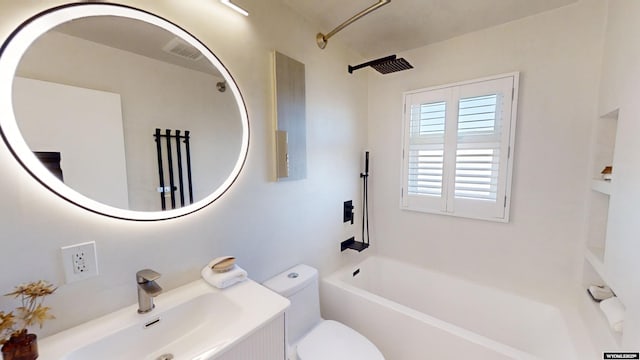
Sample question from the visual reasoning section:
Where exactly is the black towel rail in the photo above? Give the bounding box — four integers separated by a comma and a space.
154, 128, 193, 210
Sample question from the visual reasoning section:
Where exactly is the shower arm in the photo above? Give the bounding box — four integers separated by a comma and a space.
316, 0, 390, 49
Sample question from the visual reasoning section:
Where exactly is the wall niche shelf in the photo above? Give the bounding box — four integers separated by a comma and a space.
591, 179, 612, 195
581, 255, 622, 349
584, 107, 618, 263
585, 246, 606, 282
580, 107, 620, 350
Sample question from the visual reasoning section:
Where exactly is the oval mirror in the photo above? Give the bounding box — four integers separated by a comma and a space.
0, 4, 249, 220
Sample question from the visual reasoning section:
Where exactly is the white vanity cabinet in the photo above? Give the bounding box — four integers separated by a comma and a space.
38, 280, 290, 360
214, 314, 285, 360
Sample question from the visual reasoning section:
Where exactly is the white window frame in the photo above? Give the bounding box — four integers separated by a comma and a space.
400, 72, 519, 222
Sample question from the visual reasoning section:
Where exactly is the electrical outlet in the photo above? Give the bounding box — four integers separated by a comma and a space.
61, 241, 99, 283
72, 251, 87, 274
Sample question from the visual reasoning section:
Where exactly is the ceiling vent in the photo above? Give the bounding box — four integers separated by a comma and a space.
162, 37, 203, 61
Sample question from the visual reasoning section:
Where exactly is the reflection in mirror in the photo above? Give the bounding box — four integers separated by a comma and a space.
0, 4, 249, 220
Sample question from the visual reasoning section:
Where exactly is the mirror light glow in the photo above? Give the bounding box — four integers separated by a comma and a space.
0, 3, 250, 221
220, 0, 249, 16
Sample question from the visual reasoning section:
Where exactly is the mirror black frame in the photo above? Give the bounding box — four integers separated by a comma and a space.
0, 3, 250, 221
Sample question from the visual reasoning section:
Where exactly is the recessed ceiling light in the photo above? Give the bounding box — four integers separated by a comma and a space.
221, 0, 248, 16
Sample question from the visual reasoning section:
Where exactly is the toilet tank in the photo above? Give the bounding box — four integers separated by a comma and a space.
263, 264, 321, 344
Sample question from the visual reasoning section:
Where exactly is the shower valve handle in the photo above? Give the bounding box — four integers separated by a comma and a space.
344, 200, 355, 224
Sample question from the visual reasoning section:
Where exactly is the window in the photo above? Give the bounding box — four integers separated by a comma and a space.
401, 73, 519, 222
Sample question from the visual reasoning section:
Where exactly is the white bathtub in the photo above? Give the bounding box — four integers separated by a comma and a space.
321, 256, 579, 360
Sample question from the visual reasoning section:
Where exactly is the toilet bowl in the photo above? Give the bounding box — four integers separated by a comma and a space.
263, 264, 384, 360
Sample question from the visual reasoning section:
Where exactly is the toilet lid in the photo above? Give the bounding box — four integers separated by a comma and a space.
297, 320, 384, 360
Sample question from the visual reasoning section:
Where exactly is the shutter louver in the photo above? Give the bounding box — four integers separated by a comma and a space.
455, 94, 501, 202
408, 148, 444, 196
455, 148, 499, 200
457, 95, 498, 134
407, 101, 446, 197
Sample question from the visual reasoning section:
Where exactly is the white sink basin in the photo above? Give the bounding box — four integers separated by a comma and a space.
38, 279, 289, 360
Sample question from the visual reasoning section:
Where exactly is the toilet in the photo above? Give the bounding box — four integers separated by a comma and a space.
263, 264, 385, 360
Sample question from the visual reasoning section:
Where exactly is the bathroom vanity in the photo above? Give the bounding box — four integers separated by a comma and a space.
38, 279, 289, 360
215, 314, 285, 360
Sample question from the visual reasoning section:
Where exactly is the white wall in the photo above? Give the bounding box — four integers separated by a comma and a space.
597, 0, 640, 350
367, 0, 606, 301
0, 0, 369, 336
13, 77, 129, 209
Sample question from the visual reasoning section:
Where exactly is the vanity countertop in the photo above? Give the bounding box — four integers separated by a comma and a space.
38, 279, 290, 360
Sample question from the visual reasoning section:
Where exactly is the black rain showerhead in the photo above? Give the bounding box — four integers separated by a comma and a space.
371, 57, 413, 74
348, 55, 414, 74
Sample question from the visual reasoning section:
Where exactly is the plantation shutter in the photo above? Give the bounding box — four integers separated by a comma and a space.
402, 88, 451, 212
401, 74, 518, 222
452, 77, 514, 219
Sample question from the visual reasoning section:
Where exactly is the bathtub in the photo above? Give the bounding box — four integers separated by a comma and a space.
321, 256, 578, 360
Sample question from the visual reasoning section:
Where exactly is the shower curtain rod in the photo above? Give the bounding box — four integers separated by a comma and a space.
316, 0, 390, 49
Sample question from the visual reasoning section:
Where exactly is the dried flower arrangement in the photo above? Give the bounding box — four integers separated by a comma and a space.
0, 280, 56, 345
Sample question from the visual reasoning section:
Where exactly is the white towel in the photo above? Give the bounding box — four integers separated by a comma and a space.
201, 264, 248, 289
599, 296, 625, 332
